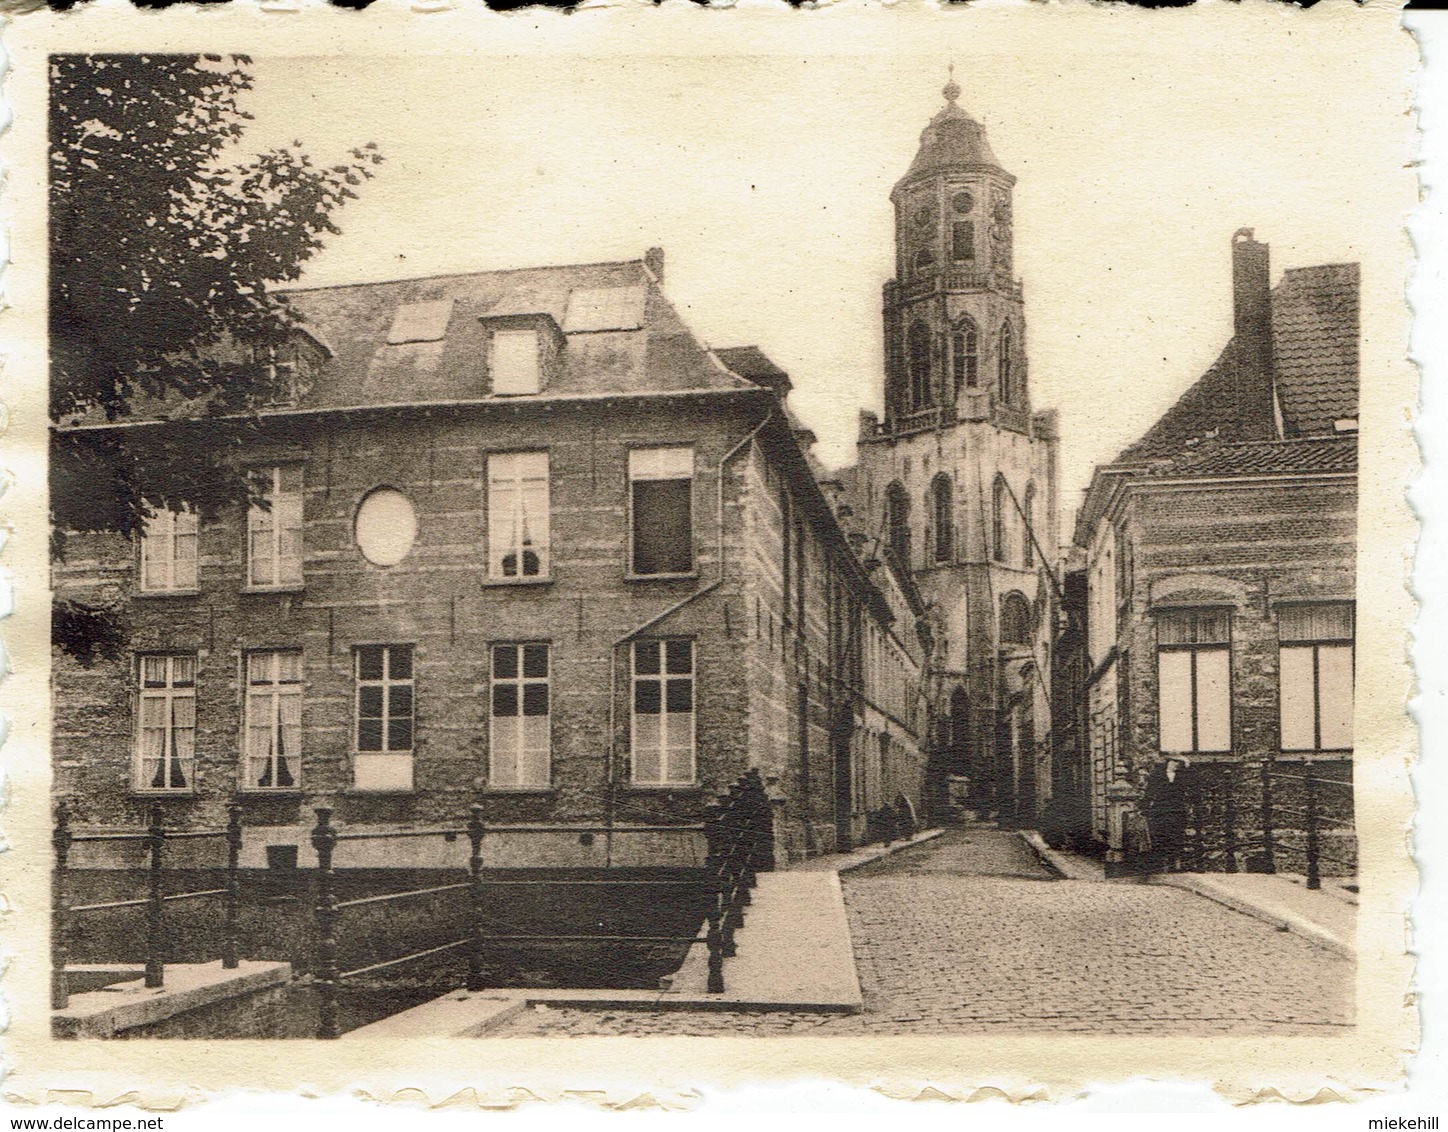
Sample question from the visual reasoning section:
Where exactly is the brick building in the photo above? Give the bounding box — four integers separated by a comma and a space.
1064, 230, 1359, 869
52, 252, 929, 866
838, 80, 1060, 824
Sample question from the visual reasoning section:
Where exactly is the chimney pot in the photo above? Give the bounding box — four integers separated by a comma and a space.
1230, 228, 1276, 440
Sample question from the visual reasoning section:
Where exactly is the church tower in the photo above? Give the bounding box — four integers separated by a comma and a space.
850, 78, 1059, 824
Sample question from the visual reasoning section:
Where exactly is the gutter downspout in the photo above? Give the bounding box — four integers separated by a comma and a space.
603, 409, 774, 865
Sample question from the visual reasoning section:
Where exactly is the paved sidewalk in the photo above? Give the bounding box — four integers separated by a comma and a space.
1017, 828, 1356, 958
1153, 872, 1356, 958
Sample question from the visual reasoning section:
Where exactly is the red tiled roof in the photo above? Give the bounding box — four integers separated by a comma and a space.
1272, 263, 1360, 436
1118, 261, 1359, 462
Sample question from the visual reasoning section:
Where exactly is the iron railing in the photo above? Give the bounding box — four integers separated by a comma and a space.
1173, 758, 1355, 886
51, 801, 244, 1010
308, 768, 775, 1038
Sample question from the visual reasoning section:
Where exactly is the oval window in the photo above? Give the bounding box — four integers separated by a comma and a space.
355, 488, 417, 566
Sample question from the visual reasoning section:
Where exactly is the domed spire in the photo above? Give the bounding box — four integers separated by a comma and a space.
943, 62, 961, 105
896, 70, 1004, 184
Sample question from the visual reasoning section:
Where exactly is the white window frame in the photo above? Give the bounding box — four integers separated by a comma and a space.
631, 639, 696, 786
139, 508, 199, 593
490, 328, 543, 395
628, 446, 695, 577
353, 644, 415, 792
247, 465, 305, 589
134, 654, 197, 793
487, 451, 550, 580
1156, 609, 1232, 755
488, 643, 551, 789
1279, 603, 1355, 753
244, 650, 303, 791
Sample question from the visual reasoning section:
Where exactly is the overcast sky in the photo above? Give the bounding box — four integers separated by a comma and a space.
239, 12, 1413, 517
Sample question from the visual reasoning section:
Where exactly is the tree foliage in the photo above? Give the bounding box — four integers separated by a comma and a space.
50, 53, 381, 538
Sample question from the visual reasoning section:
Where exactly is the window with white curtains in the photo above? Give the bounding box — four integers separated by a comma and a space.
140, 508, 199, 592
135, 655, 197, 791
487, 451, 549, 580
247, 465, 304, 588
1278, 603, 1355, 753
632, 639, 695, 785
489, 643, 551, 788
245, 651, 302, 790
1157, 609, 1232, 754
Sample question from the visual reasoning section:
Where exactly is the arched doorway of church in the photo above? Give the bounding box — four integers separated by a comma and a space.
943, 687, 981, 813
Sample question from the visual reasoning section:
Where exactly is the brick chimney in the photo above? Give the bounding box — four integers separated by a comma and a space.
644, 247, 665, 283
1230, 228, 1278, 440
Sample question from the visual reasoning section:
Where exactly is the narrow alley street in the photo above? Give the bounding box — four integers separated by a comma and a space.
497, 830, 1354, 1037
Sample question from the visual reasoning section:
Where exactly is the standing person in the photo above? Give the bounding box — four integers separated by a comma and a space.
1144, 757, 1191, 872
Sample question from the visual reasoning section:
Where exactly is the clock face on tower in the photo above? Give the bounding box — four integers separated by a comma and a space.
951, 190, 975, 214
913, 203, 935, 230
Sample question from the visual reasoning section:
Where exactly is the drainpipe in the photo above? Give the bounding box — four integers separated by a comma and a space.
603, 409, 774, 864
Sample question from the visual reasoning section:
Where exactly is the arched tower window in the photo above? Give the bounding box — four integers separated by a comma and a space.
1000, 591, 1032, 647
996, 323, 1014, 404
1022, 483, 1036, 568
951, 320, 980, 396
885, 481, 911, 567
931, 474, 954, 564
907, 322, 933, 412
952, 220, 975, 263
991, 474, 1008, 563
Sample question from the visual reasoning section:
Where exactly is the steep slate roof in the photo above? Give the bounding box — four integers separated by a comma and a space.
1118, 262, 1359, 462
278, 257, 754, 409
897, 81, 1007, 187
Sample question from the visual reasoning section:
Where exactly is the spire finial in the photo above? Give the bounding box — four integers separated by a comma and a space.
943, 62, 960, 104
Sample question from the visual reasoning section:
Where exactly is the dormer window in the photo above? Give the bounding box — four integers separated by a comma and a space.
490, 329, 543, 395
253, 339, 320, 408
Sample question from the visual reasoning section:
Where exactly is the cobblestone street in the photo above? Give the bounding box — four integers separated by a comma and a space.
496, 830, 1354, 1037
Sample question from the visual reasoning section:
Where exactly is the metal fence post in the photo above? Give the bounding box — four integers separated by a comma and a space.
1260, 758, 1277, 875
52, 801, 73, 1011
310, 807, 341, 1039
1304, 771, 1322, 891
466, 804, 486, 993
144, 803, 167, 988
223, 803, 243, 970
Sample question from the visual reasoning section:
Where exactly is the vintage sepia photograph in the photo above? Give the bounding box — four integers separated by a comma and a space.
5, 4, 1417, 1097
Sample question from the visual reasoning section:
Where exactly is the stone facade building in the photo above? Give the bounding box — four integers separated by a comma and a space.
1065, 230, 1359, 869
839, 80, 1059, 823
52, 252, 929, 866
